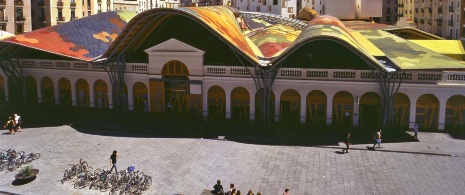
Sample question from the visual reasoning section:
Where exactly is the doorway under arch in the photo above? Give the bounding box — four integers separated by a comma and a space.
231, 87, 250, 121
162, 60, 190, 114
25, 76, 37, 104
76, 79, 90, 108
359, 92, 381, 129
332, 91, 353, 127
280, 89, 300, 123
94, 80, 109, 109
394, 93, 410, 128
445, 95, 465, 130
133, 82, 148, 112
416, 94, 439, 130
306, 90, 326, 125
255, 89, 275, 123
58, 78, 71, 106
41, 77, 55, 104
208, 86, 226, 120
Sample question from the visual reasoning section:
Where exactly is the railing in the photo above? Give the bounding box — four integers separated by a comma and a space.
398, 13, 403, 17
436, 19, 442, 25
70, 2, 76, 7
57, 1, 63, 7
15, 17, 25, 21
398, 3, 404, 8
449, 5, 454, 12
0, 17, 7, 22
0, 0, 5, 6
70, 17, 78, 20
428, 7, 432, 13
16, 61, 465, 84
57, 17, 65, 21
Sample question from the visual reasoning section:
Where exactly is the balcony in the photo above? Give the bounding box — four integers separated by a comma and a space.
438, 6, 442, 13
0, 17, 7, 23
398, 13, 404, 17
0, 0, 5, 6
70, 2, 76, 8
436, 19, 443, 25
14, 0, 23, 6
38, 16, 46, 22
57, 1, 63, 7
421, 8, 424, 13
57, 16, 65, 22
428, 19, 432, 24
415, 8, 418, 13
70, 17, 78, 20
398, 3, 404, 8
420, 19, 424, 24
15, 17, 25, 22
97, 0, 101, 3
448, 20, 453, 26
449, 6, 454, 12
428, 7, 432, 13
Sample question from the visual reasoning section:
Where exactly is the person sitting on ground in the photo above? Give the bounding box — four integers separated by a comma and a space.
211, 180, 224, 194
246, 189, 254, 195
227, 183, 236, 195
283, 188, 290, 195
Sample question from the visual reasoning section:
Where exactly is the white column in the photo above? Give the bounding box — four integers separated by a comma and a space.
438, 98, 447, 130
128, 85, 134, 111
249, 92, 255, 121
409, 99, 417, 129
37, 84, 42, 103
353, 96, 360, 127
326, 94, 334, 126
225, 90, 231, 119
300, 94, 306, 123
275, 94, 281, 122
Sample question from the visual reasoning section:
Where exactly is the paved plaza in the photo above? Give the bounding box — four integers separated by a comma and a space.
1, 125, 465, 195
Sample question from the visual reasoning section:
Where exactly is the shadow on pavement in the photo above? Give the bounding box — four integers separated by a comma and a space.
11, 176, 37, 186
2, 104, 419, 147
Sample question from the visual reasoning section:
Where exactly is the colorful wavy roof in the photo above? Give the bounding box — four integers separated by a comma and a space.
0, 11, 136, 61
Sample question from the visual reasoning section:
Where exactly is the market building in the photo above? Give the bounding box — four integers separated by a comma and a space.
0, 6, 464, 131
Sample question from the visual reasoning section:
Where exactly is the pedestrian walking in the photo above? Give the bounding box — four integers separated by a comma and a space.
109, 150, 118, 174
283, 188, 290, 195
3, 116, 15, 135
342, 133, 351, 153
14, 113, 21, 132
376, 130, 382, 148
413, 122, 419, 140
372, 131, 381, 150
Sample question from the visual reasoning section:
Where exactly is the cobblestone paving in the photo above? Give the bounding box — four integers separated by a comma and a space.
1, 126, 465, 195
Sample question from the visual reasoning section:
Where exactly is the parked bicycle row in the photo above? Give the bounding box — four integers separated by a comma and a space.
61, 159, 152, 194
0, 148, 40, 172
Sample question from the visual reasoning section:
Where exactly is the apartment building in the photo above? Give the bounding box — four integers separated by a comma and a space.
382, 0, 398, 24
114, 0, 138, 13
0, 0, 32, 35
31, 0, 113, 30
398, 0, 463, 39
232, 0, 298, 18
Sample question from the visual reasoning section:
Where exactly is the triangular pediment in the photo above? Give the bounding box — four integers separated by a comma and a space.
144, 38, 204, 54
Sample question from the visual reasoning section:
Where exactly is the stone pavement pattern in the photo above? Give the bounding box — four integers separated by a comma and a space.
1, 126, 465, 195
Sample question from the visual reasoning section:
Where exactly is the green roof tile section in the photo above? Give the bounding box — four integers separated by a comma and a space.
359, 30, 465, 70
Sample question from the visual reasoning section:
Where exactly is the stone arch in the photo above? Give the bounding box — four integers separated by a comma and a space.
359, 92, 381, 129
332, 91, 353, 127
416, 94, 439, 130
446, 95, 465, 130
394, 93, 410, 128
231, 87, 250, 121
25, 76, 37, 104
306, 90, 326, 125
208, 85, 226, 120
58, 77, 72, 106
255, 89, 275, 123
280, 89, 300, 123
94, 80, 109, 109
76, 79, 90, 108
161, 60, 190, 76
41, 77, 55, 104
133, 82, 148, 112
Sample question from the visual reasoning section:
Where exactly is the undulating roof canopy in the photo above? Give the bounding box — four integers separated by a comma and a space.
0, 6, 464, 71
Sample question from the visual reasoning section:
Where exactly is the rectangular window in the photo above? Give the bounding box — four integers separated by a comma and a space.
15, 24, 23, 34
288, 7, 293, 13
289, 14, 295, 18
273, 0, 277, 5
71, 10, 75, 20
268, 5, 271, 11
88, 11, 91, 16
0, 24, 5, 31
282, 0, 285, 8
256, 6, 260, 11
15, 8, 23, 20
